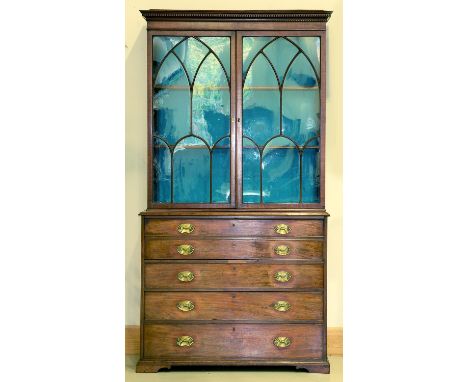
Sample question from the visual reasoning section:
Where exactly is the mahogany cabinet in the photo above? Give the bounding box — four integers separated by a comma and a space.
137, 9, 332, 373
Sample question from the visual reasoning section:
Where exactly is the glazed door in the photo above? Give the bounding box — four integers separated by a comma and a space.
236, 31, 325, 208
148, 31, 325, 209
149, 32, 235, 208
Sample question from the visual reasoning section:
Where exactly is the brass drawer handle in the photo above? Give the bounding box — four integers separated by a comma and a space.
178, 223, 194, 234
273, 301, 291, 312
176, 336, 194, 347
274, 245, 290, 256
274, 271, 292, 283
275, 224, 290, 235
177, 271, 195, 282
177, 300, 195, 312
274, 336, 291, 348
177, 244, 194, 256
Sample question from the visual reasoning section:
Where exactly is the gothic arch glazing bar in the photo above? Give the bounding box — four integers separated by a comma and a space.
241, 34, 321, 205
151, 34, 232, 205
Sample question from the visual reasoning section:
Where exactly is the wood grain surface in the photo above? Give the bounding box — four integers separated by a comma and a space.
145, 238, 324, 260
144, 291, 323, 321
144, 263, 324, 289
143, 323, 324, 360
127, 325, 342, 355
144, 219, 323, 237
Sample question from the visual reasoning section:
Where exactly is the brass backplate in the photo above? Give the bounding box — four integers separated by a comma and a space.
176, 336, 194, 347
274, 336, 291, 348
274, 245, 290, 256
275, 224, 291, 235
274, 271, 292, 283
177, 300, 195, 312
177, 223, 194, 234
273, 301, 291, 312
177, 271, 195, 282
177, 244, 194, 256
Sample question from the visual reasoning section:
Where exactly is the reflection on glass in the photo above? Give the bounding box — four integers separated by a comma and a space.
302, 147, 320, 203
152, 138, 171, 203
192, 54, 230, 146
174, 38, 209, 83
242, 36, 274, 77
153, 36, 184, 68
287, 36, 320, 76
282, 54, 320, 146
263, 38, 299, 83
154, 51, 189, 86
284, 53, 318, 87
242, 138, 260, 203
243, 54, 280, 146
154, 54, 190, 144
282, 89, 319, 146
212, 137, 230, 203
199, 37, 230, 80
262, 137, 300, 203
173, 137, 210, 203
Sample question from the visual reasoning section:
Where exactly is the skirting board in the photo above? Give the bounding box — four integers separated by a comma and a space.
125, 325, 343, 356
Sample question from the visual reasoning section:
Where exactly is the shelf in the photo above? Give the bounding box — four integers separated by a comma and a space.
154, 145, 230, 150
154, 85, 319, 91
244, 86, 319, 91
155, 85, 229, 90
153, 145, 320, 150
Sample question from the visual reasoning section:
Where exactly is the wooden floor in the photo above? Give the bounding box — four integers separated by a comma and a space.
126, 355, 343, 381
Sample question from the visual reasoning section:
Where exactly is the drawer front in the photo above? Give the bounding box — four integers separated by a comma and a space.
145, 238, 323, 260
143, 323, 324, 360
144, 219, 323, 237
145, 292, 323, 321
144, 263, 323, 289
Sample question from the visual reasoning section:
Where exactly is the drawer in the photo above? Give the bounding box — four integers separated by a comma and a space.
144, 263, 323, 290
145, 238, 323, 260
145, 292, 323, 321
143, 323, 324, 360
144, 219, 323, 237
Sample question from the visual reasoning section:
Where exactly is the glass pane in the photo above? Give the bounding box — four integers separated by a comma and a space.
242, 138, 260, 203
263, 38, 299, 84
262, 137, 300, 203
152, 138, 171, 203
242, 36, 274, 78
192, 54, 230, 146
302, 147, 320, 203
153, 36, 185, 68
282, 89, 319, 146
284, 53, 318, 87
174, 38, 209, 84
173, 137, 209, 203
243, 54, 280, 146
154, 52, 189, 86
153, 54, 191, 145
282, 54, 320, 146
199, 37, 230, 80
287, 36, 320, 77
212, 137, 230, 203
